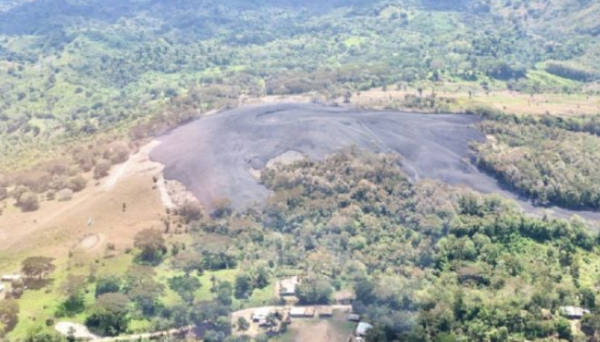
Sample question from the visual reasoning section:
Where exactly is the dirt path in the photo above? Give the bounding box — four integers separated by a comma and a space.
232, 304, 352, 319
56, 323, 193, 342
57, 305, 352, 341
231, 305, 353, 341
95, 325, 193, 342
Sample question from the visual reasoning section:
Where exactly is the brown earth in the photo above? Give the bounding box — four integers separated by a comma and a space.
352, 86, 600, 117
0, 142, 168, 272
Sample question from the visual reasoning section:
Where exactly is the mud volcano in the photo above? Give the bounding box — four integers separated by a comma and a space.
151, 103, 600, 221
151, 103, 485, 207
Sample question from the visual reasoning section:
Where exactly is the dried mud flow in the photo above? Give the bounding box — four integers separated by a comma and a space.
151, 103, 600, 221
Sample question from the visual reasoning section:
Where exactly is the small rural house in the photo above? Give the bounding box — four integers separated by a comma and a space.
252, 308, 273, 322
347, 313, 361, 322
290, 307, 306, 318
356, 322, 373, 340
289, 306, 316, 318
334, 289, 356, 305
1, 274, 21, 282
318, 306, 333, 317
560, 306, 590, 320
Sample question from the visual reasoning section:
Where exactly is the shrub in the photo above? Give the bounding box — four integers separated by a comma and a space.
104, 143, 130, 164
17, 192, 39, 212
93, 160, 111, 180
12, 185, 29, 202
178, 202, 202, 223
68, 175, 87, 192
56, 189, 74, 202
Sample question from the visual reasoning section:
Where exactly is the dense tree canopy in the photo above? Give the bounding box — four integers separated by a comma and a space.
475, 117, 600, 209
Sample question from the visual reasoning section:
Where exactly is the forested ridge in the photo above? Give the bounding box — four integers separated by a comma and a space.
0, 0, 599, 170
469, 108, 600, 210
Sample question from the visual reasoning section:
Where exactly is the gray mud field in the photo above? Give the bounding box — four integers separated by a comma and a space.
151, 103, 600, 221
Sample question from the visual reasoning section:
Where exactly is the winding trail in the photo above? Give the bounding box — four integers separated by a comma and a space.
95, 326, 193, 342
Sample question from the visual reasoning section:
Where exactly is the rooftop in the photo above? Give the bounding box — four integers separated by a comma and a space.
356, 322, 373, 336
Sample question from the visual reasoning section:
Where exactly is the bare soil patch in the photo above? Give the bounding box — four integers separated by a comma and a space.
0, 141, 167, 271
151, 103, 600, 221
151, 103, 484, 211
352, 87, 600, 117
73, 234, 103, 252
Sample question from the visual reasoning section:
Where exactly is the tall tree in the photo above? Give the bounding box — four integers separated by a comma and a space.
134, 229, 166, 263
21, 256, 55, 279
86, 293, 130, 337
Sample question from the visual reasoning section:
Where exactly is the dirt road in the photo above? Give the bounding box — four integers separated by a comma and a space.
59, 305, 352, 341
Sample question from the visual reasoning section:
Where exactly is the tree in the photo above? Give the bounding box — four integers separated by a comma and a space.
581, 288, 597, 310
556, 318, 572, 341
237, 317, 250, 331
134, 229, 166, 263
22, 257, 56, 279
67, 176, 87, 192
216, 281, 233, 306
86, 293, 130, 336
59, 275, 87, 315
255, 334, 269, 342
168, 275, 201, 304
10, 279, 25, 298
95, 276, 121, 298
252, 264, 270, 289
23, 328, 64, 342
211, 198, 232, 218
234, 273, 253, 299
123, 264, 156, 291
178, 202, 202, 223
581, 313, 600, 342
129, 278, 165, 315
122, 265, 164, 315
172, 252, 203, 276
93, 160, 111, 180
0, 300, 19, 337
296, 277, 333, 304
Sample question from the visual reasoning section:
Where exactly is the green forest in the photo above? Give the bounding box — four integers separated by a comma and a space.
473, 109, 600, 210
6, 150, 600, 342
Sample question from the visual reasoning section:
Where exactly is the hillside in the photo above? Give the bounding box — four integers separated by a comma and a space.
3, 2, 600, 342
0, 0, 599, 171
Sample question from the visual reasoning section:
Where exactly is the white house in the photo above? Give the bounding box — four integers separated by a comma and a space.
1, 274, 21, 282
252, 308, 273, 322
0, 284, 5, 293
561, 306, 591, 320
289, 307, 306, 317
356, 322, 373, 337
